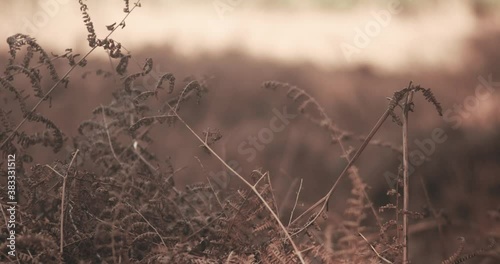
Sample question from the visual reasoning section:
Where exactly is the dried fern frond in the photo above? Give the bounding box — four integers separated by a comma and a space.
413, 85, 443, 116
5, 34, 60, 83
442, 237, 466, 264
155, 73, 176, 94
0, 76, 28, 114
78, 0, 98, 47
23, 112, 64, 152
123, 0, 130, 13
263, 81, 399, 153
387, 83, 443, 126
442, 238, 496, 264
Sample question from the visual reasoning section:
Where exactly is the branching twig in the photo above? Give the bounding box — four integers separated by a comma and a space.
166, 107, 307, 264
266, 173, 280, 218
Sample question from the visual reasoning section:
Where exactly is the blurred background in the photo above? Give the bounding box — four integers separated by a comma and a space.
1, 0, 500, 262
2, 0, 499, 71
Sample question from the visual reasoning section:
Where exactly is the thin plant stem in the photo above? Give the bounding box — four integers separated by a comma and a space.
288, 178, 303, 226
290, 107, 392, 230
359, 232, 393, 264
0, 1, 142, 150
402, 90, 414, 264
59, 149, 79, 256
101, 104, 123, 166
266, 173, 280, 218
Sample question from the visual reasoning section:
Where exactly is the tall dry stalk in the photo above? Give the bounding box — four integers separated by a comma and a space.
402, 90, 414, 263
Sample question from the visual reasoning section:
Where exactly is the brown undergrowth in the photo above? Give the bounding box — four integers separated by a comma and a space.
0, 1, 498, 263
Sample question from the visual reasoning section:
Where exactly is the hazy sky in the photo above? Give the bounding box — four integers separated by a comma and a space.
0, 0, 498, 72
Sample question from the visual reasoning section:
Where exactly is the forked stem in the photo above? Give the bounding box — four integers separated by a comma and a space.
168, 107, 306, 264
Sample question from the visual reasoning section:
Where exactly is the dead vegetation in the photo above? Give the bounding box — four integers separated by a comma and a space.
0, 1, 498, 263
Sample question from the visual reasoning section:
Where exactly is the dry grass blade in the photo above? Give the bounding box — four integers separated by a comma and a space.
359, 232, 393, 263
101, 104, 122, 166
442, 237, 466, 264
288, 178, 303, 227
